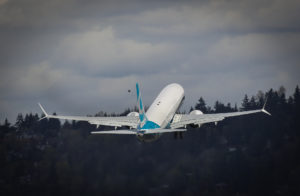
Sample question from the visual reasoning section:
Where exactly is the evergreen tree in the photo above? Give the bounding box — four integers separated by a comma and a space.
249, 96, 257, 109
234, 103, 238, 112
4, 118, 10, 127
189, 106, 194, 113
226, 103, 234, 112
293, 85, 300, 123
0, 118, 12, 136
278, 86, 286, 98
63, 120, 72, 129
15, 113, 24, 131
214, 101, 227, 113
195, 97, 208, 113
1, 85, 300, 196
48, 113, 61, 130
278, 86, 287, 111
23, 113, 38, 129
287, 96, 294, 109
256, 90, 265, 108
39, 114, 49, 130
241, 94, 250, 110
71, 120, 77, 129
266, 88, 281, 113
294, 85, 300, 108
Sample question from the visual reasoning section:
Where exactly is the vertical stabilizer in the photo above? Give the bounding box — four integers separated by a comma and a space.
136, 83, 147, 124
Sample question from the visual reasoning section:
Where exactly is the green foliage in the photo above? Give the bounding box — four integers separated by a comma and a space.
195, 97, 208, 113
1, 85, 300, 195
242, 94, 250, 111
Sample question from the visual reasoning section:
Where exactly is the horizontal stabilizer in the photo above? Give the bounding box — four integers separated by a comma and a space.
144, 128, 186, 134
91, 130, 137, 135
91, 128, 187, 135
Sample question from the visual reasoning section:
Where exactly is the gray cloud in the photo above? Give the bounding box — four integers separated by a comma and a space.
53, 26, 178, 77
1, 0, 300, 123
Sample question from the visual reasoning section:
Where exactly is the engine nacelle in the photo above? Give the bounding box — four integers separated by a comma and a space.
189, 110, 203, 128
127, 112, 139, 117
189, 110, 204, 115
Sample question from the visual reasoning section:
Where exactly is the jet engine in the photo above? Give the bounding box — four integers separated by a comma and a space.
126, 112, 139, 117
189, 110, 203, 128
124, 112, 139, 129
189, 110, 204, 115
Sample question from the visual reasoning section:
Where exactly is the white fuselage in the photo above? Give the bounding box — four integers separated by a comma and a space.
145, 83, 184, 128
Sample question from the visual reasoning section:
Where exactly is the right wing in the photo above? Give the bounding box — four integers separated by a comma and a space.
171, 108, 271, 129
38, 103, 139, 128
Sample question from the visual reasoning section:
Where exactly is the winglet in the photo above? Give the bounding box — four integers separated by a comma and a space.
261, 97, 271, 116
262, 108, 271, 116
38, 103, 49, 120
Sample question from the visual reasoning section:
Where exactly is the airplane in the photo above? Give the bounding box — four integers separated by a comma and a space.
38, 83, 271, 142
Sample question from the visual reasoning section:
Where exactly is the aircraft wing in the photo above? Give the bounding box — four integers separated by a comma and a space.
38, 103, 139, 128
170, 108, 271, 129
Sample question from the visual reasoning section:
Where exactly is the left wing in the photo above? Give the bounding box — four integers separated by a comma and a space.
171, 108, 271, 129
38, 103, 139, 128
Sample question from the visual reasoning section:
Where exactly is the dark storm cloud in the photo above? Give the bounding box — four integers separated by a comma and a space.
1, 0, 300, 122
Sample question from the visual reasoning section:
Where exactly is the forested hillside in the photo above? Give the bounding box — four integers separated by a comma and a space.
1, 86, 300, 196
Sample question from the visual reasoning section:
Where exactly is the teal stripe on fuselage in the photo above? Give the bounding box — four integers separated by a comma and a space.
136, 83, 160, 130
141, 121, 160, 130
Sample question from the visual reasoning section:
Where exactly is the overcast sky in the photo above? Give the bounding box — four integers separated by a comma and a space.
1, 0, 300, 123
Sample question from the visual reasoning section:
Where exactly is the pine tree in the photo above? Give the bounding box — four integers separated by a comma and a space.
189, 106, 194, 113
48, 113, 61, 130
241, 94, 250, 110
195, 97, 208, 113
15, 113, 24, 130
287, 96, 293, 106
234, 103, 238, 112
214, 101, 226, 113
256, 90, 265, 108
63, 120, 72, 129
294, 85, 300, 107
226, 103, 233, 112
278, 86, 286, 110
249, 96, 257, 109
4, 118, 10, 127
293, 85, 300, 117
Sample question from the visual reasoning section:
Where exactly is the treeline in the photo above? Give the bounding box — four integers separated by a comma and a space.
0, 85, 300, 196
